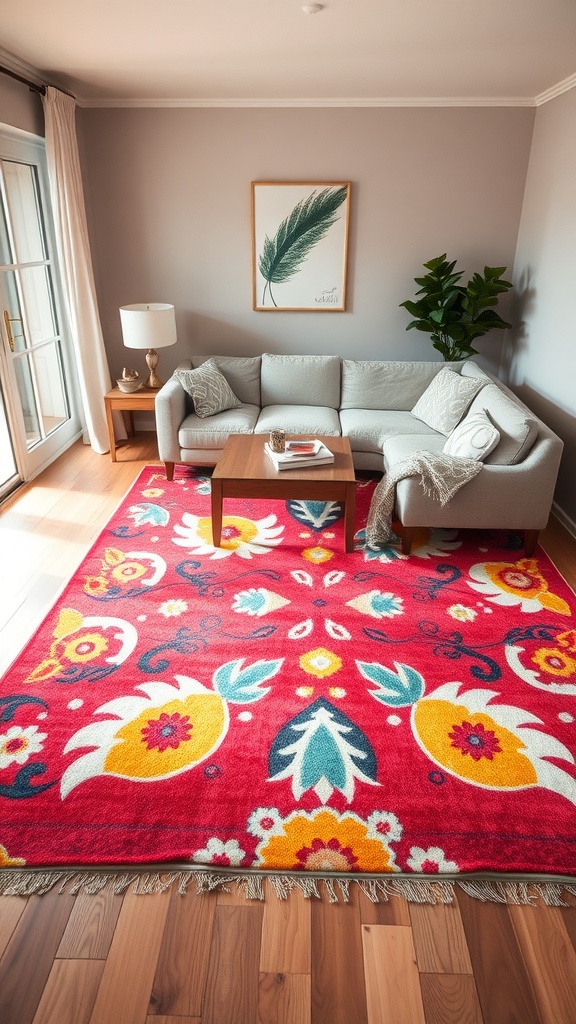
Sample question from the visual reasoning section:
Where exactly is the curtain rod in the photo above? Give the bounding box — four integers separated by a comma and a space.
0, 64, 46, 96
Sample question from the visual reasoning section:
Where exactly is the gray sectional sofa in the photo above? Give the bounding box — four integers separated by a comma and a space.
155, 353, 563, 553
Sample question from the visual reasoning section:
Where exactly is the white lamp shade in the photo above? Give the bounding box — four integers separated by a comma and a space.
119, 303, 177, 350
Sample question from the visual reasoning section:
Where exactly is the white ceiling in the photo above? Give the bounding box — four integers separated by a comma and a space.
2, 0, 576, 107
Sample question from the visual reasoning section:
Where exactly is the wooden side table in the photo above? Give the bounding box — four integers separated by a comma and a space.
104, 387, 157, 462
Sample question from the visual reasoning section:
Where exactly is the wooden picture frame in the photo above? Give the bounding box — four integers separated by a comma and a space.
251, 181, 351, 311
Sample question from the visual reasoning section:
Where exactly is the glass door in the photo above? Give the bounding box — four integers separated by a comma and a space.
0, 128, 80, 498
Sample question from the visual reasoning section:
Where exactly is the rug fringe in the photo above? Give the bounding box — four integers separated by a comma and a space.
1, 869, 576, 906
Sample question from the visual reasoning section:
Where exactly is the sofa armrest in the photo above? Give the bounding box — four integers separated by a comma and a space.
395, 431, 564, 531
155, 360, 192, 463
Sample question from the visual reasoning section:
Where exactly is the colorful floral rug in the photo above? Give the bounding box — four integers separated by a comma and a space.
2, 466, 576, 900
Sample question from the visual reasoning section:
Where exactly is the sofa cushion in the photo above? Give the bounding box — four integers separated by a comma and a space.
466, 384, 539, 465
460, 360, 492, 383
174, 360, 241, 417
255, 405, 341, 436
178, 404, 260, 449
260, 353, 341, 409
192, 354, 261, 406
411, 367, 486, 435
383, 433, 446, 470
443, 409, 500, 462
340, 360, 444, 411
339, 409, 440, 454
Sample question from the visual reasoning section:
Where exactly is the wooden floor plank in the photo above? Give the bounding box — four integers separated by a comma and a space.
409, 901, 473, 974
0, 889, 76, 1024
56, 889, 124, 960
419, 974, 484, 1024
456, 890, 542, 1024
146, 1017, 201, 1024
144, 1015, 198, 1024
0, 895, 27, 957
509, 904, 576, 1024
202, 904, 264, 1024
87, 887, 171, 1024
560, 904, 576, 958
258, 971, 311, 1024
361, 923, 425, 1024
260, 887, 311, 974
31, 959, 104, 1024
357, 888, 411, 926
311, 889, 368, 1024
148, 885, 218, 1017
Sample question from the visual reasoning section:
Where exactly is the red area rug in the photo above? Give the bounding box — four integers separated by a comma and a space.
2, 466, 576, 900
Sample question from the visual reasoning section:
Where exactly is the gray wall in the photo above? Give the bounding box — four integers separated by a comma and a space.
0, 75, 44, 136
511, 87, 576, 527
78, 106, 534, 382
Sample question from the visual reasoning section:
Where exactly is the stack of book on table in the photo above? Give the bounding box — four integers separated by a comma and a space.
264, 438, 334, 470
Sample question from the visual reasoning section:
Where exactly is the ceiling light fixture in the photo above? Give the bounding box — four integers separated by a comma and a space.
302, 3, 323, 13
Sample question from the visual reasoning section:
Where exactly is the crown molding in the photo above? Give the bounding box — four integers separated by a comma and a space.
77, 94, 535, 109
535, 71, 576, 106
0, 47, 44, 86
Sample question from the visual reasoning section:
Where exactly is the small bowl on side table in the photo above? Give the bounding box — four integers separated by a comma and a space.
116, 378, 143, 394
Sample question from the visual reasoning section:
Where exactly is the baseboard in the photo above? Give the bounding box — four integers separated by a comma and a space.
552, 501, 576, 539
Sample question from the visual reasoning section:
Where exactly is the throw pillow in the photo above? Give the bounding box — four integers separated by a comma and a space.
174, 360, 241, 418
411, 367, 485, 435
443, 409, 500, 462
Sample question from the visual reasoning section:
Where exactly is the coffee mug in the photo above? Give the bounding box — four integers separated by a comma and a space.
269, 428, 286, 453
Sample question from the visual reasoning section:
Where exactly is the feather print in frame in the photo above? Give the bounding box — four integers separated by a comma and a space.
252, 182, 351, 311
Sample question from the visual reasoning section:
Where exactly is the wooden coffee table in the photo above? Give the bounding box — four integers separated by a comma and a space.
211, 434, 357, 553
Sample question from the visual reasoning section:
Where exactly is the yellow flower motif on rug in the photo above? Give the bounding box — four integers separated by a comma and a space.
25, 608, 137, 684
61, 676, 229, 796
299, 648, 342, 678
0, 842, 25, 867
172, 512, 283, 559
467, 558, 571, 615
249, 806, 401, 873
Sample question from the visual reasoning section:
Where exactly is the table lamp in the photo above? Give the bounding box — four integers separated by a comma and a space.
119, 303, 177, 389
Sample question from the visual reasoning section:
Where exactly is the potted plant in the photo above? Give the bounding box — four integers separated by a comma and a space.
400, 254, 513, 362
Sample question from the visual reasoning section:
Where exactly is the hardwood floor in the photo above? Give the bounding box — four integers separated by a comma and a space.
2, 434, 576, 1024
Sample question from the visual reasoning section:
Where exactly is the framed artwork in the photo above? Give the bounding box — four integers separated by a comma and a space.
251, 181, 351, 311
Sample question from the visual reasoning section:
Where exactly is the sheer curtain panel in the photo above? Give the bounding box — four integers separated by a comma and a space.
42, 87, 123, 453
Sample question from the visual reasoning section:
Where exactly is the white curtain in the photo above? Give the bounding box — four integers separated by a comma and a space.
42, 87, 123, 453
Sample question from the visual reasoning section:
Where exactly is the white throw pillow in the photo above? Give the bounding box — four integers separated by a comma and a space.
411, 367, 486, 435
443, 409, 501, 462
174, 359, 242, 418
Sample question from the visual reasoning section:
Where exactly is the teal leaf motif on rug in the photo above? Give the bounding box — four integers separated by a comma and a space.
212, 658, 283, 703
127, 502, 170, 527
357, 661, 426, 706
286, 500, 343, 531
268, 698, 379, 803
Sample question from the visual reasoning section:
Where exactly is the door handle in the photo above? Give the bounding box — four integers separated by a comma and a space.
3, 310, 22, 353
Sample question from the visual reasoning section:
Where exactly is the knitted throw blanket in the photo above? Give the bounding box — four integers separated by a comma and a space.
365, 450, 483, 548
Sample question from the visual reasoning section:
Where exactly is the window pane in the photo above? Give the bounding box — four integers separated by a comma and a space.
32, 341, 69, 435
0, 200, 11, 266
20, 266, 57, 344
1, 161, 45, 263
3, 272, 25, 352
3, 266, 57, 349
13, 354, 41, 448
0, 383, 17, 485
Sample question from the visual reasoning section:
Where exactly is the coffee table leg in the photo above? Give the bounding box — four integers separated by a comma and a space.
344, 482, 357, 553
211, 478, 223, 547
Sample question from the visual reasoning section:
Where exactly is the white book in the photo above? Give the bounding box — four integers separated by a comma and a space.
264, 440, 334, 470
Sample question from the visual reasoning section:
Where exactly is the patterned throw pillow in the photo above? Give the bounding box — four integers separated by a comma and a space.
411, 367, 485, 435
174, 360, 242, 418
443, 409, 500, 461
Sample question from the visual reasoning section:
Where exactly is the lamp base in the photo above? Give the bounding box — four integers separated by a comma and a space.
144, 348, 164, 389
